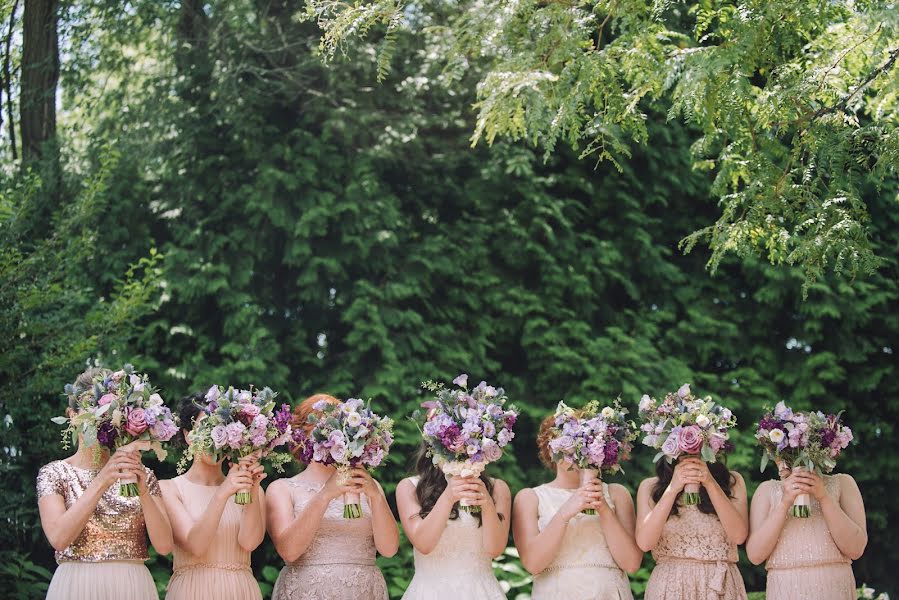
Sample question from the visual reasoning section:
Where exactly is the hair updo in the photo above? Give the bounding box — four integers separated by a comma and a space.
290, 393, 341, 461
68, 367, 112, 409
536, 414, 556, 469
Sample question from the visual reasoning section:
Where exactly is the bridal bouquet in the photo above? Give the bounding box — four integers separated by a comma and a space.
53, 364, 179, 496
548, 400, 637, 514
184, 385, 293, 504
291, 397, 394, 518
419, 374, 518, 513
756, 401, 853, 517
639, 384, 737, 506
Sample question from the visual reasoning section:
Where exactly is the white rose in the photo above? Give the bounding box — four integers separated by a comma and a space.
769, 429, 785, 443
639, 395, 652, 411
696, 414, 710, 428
347, 412, 362, 427
148, 393, 163, 406
601, 407, 616, 419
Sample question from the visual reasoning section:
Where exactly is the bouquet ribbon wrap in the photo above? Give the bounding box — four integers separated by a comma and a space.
442, 460, 486, 513
579, 468, 600, 515
114, 440, 154, 497
790, 465, 812, 518
337, 466, 362, 519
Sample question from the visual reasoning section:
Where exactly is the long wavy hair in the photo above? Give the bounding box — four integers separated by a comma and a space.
413, 443, 500, 527
651, 457, 735, 517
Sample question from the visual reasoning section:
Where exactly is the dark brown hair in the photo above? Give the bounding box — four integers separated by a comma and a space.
651, 457, 735, 517
413, 443, 501, 527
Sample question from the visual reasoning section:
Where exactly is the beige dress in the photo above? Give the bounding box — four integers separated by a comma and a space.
165, 475, 262, 599
401, 476, 505, 600
645, 504, 748, 600
272, 477, 387, 600
531, 484, 634, 600
37, 460, 159, 600
765, 475, 856, 600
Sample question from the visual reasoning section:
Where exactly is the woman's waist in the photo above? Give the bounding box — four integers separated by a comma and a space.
652, 554, 738, 566
172, 560, 253, 575
55, 558, 148, 566
285, 556, 378, 568
766, 556, 852, 571
536, 562, 624, 576
412, 553, 494, 575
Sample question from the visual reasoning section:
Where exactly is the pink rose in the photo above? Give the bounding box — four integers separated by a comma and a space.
677, 425, 703, 454
98, 393, 116, 406
709, 434, 726, 452
125, 407, 149, 436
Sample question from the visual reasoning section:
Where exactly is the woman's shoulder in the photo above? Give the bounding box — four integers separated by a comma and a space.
608, 482, 633, 499
489, 477, 511, 494
637, 476, 658, 491
397, 475, 420, 489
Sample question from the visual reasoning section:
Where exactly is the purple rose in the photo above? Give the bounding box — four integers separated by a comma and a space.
661, 431, 681, 459
211, 425, 228, 448
124, 408, 149, 436
678, 425, 703, 454
482, 439, 502, 462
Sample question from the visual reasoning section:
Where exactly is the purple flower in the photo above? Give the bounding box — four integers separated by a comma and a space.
677, 384, 691, 398
151, 419, 178, 441
211, 425, 228, 448
97, 421, 119, 448
497, 428, 514, 445
225, 422, 246, 449
661, 431, 681, 459
205, 385, 219, 403
603, 438, 619, 465
453, 374, 468, 388
124, 408, 149, 436
274, 404, 291, 434
482, 439, 502, 462
482, 421, 496, 438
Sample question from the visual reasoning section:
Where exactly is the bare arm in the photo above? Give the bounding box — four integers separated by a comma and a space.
266, 479, 331, 563
745, 480, 788, 564
237, 462, 267, 552
599, 484, 643, 573
128, 457, 173, 556
38, 456, 131, 551
635, 477, 679, 552
703, 467, 749, 545
350, 468, 399, 557
397, 476, 481, 555
818, 474, 867, 560
476, 479, 511, 558
513, 487, 586, 574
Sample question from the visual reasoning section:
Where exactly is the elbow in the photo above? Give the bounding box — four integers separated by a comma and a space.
378, 538, 399, 558
847, 538, 867, 561
154, 541, 174, 556
621, 554, 643, 575
520, 558, 543, 576
47, 535, 70, 552
487, 545, 505, 559
745, 544, 767, 566
635, 534, 654, 554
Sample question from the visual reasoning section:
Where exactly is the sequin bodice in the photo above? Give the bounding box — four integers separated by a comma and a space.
284, 478, 378, 567
766, 475, 851, 570
36, 460, 160, 563
652, 504, 738, 564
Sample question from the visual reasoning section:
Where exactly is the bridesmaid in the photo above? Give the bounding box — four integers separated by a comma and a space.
162, 393, 267, 600
397, 443, 511, 600
37, 368, 173, 600
636, 456, 749, 600
513, 415, 641, 599
267, 394, 399, 600
746, 460, 867, 600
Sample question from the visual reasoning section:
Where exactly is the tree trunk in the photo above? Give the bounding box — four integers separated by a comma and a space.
3, 0, 19, 160
20, 0, 57, 162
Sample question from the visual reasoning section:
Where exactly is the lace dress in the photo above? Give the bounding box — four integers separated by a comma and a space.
765, 475, 856, 600
271, 477, 387, 600
645, 504, 747, 600
37, 460, 159, 600
165, 476, 262, 599
401, 477, 505, 600
531, 484, 633, 600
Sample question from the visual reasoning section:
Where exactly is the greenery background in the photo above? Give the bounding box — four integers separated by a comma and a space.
1, 1, 896, 598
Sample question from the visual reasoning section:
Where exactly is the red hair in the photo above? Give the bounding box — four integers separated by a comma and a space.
536, 414, 556, 470
290, 394, 340, 462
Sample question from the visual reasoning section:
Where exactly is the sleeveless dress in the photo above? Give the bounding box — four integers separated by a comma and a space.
165, 475, 262, 599
764, 475, 856, 600
37, 460, 160, 600
272, 477, 388, 600
531, 484, 634, 600
645, 503, 748, 600
401, 476, 505, 600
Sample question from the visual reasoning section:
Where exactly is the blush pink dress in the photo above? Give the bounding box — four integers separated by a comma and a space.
165, 475, 262, 599
531, 484, 634, 600
271, 477, 387, 600
764, 475, 856, 600
645, 504, 747, 600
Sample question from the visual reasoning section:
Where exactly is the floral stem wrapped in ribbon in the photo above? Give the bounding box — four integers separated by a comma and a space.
181, 385, 293, 504
291, 397, 393, 519
419, 374, 518, 514
638, 384, 737, 506
756, 401, 853, 518
548, 399, 636, 515
53, 364, 179, 496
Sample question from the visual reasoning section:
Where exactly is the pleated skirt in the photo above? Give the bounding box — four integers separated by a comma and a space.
46, 561, 157, 600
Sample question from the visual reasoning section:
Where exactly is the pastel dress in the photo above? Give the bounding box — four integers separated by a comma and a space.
401, 476, 506, 600
531, 484, 634, 600
165, 475, 262, 599
37, 460, 160, 600
644, 503, 748, 600
272, 476, 388, 600
764, 475, 856, 600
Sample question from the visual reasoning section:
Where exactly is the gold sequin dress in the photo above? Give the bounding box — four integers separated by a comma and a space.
165, 475, 262, 599
764, 475, 856, 600
36, 460, 160, 600
645, 504, 748, 600
531, 484, 634, 600
271, 477, 388, 600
